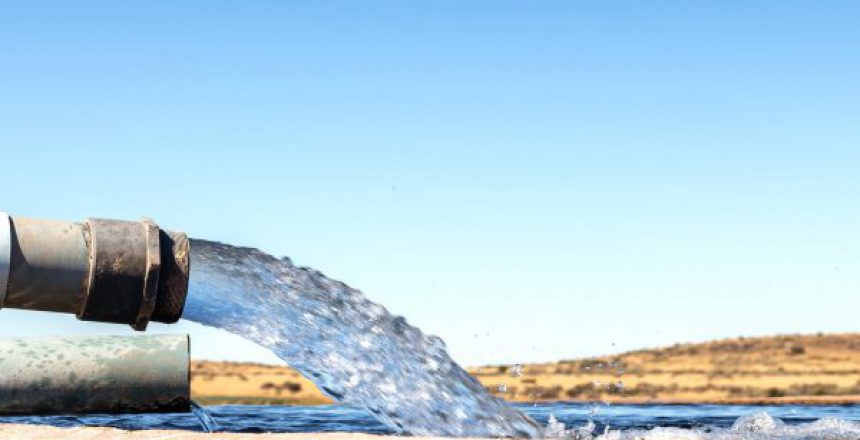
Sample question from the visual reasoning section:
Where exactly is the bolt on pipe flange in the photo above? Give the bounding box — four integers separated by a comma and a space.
0, 214, 190, 330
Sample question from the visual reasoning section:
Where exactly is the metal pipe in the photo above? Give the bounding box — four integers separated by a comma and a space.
0, 334, 190, 415
0, 213, 190, 330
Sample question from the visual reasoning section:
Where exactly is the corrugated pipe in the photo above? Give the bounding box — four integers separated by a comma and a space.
0, 213, 189, 330
0, 334, 190, 415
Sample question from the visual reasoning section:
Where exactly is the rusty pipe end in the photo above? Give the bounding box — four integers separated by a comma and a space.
0, 213, 190, 330
152, 230, 190, 324
78, 218, 191, 330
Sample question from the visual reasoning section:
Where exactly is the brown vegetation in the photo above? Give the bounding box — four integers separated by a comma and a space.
192, 333, 860, 405
191, 361, 330, 405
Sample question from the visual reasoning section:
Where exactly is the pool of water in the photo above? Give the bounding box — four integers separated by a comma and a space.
2, 403, 859, 438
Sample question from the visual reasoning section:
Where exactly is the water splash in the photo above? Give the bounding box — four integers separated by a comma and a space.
552, 412, 860, 440
190, 401, 219, 433
545, 415, 568, 438
182, 239, 542, 438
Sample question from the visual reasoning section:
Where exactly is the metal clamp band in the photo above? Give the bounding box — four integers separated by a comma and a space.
79, 218, 154, 326
133, 218, 162, 331
0, 213, 9, 307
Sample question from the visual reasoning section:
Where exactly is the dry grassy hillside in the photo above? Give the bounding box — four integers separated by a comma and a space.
192, 333, 860, 405
192, 361, 331, 405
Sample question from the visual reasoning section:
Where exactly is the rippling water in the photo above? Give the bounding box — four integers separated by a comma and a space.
3, 403, 859, 439
182, 239, 540, 437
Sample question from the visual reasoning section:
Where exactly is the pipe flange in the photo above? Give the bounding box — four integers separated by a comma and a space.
0, 213, 9, 307
79, 218, 160, 328
152, 230, 190, 324
133, 218, 162, 331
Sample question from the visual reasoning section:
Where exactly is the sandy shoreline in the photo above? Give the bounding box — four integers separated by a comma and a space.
0, 424, 413, 440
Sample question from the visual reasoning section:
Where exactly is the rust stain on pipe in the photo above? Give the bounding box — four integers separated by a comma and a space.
0, 215, 190, 329
0, 334, 190, 415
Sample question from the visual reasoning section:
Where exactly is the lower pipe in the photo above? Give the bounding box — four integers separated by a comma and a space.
0, 334, 190, 415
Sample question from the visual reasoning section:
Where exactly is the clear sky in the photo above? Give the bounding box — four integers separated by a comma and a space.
1, 1, 858, 366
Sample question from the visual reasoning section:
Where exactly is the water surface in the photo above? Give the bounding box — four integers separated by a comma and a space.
3, 403, 859, 439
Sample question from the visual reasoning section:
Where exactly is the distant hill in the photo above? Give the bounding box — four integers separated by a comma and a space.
191, 333, 860, 405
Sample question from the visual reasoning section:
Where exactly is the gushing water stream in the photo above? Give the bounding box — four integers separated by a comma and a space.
190, 401, 220, 433
182, 239, 542, 438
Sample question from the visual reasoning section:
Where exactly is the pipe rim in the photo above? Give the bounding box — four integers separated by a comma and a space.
0, 212, 9, 306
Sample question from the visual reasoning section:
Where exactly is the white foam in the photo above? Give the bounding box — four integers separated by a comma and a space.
548, 412, 860, 440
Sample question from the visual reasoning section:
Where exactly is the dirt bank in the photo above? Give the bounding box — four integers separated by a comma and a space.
0, 424, 418, 440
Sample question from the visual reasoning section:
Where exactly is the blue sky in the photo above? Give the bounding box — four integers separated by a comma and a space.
1, 1, 858, 366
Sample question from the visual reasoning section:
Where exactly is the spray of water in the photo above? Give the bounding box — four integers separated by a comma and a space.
563, 412, 860, 440
182, 239, 542, 438
190, 401, 220, 433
